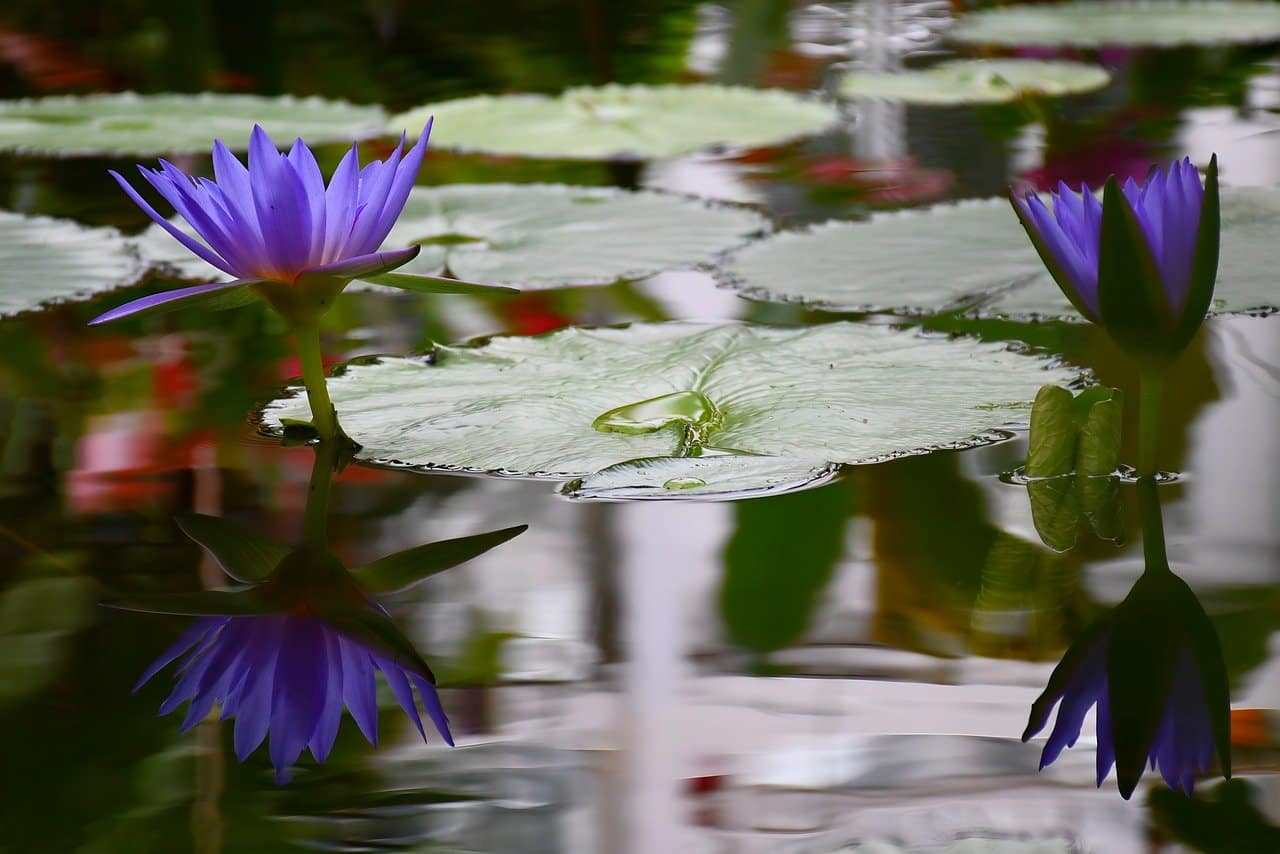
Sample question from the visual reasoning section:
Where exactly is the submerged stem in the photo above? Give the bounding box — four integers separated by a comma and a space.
1136, 368, 1164, 478
303, 438, 338, 549
1135, 475, 1170, 573
295, 322, 337, 442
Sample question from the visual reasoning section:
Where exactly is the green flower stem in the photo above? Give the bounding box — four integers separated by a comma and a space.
303, 437, 338, 549
295, 321, 337, 442
1137, 367, 1164, 478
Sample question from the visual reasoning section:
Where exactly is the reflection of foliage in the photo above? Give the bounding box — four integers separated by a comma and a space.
0, 555, 92, 707
2, 0, 703, 104
1150, 778, 1280, 852
719, 480, 851, 660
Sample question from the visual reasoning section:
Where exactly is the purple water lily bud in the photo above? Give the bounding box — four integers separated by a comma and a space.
94, 122, 433, 326
1024, 568, 1230, 799
137, 609, 452, 784
1011, 156, 1220, 364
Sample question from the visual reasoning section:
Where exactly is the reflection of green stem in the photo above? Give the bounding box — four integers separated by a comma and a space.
1137, 368, 1165, 477
295, 321, 337, 442
303, 439, 338, 549
1135, 475, 1170, 573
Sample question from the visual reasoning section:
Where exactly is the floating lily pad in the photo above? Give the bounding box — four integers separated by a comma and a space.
261, 322, 1079, 494
0, 210, 146, 317
720, 188, 1280, 321
564, 455, 840, 501
0, 93, 386, 157
392, 84, 838, 161
839, 59, 1110, 105
136, 182, 769, 289
951, 1, 1280, 48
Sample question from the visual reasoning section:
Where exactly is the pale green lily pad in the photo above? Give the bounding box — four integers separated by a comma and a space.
260, 322, 1079, 488
951, 1, 1280, 48
0, 93, 386, 157
0, 210, 146, 316
839, 59, 1110, 106
136, 183, 769, 289
564, 455, 840, 501
720, 188, 1280, 321
392, 84, 838, 161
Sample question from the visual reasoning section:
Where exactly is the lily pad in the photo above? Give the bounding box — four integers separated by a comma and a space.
0, 210, 146, 317
0, 93, 386, 157
260, 322, 1079, 492
391, 84, 838, 161
839, 59, 1110, 106
564, 455, 840, 501
136, 182, 769, 290
720, 188, 1280, 321
950, 1, 1280, 48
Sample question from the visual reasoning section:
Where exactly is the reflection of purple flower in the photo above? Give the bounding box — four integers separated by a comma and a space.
94, 123, 431, 325
1024, 569, 1229, 799
1011, 156, 1219, 362
138, 612, 452, 783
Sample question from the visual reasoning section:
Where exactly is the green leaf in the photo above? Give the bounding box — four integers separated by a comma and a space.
839, 59, 1109, 105
952, 1, 1280, 48
352, 524, 528, 595
0, 210, 146, 318
391, 84, 837, 160
1076, 471, 1124, 544
356, 272, 518, 295
1026, 385, 1077, 478
1076, 396, 1123, 478
260, 322, 1080, 495
137, 183, 769, 292
0, 93, 386, 156
564, 455, 839, 501
174, 514, 290, 584
720, 188, 1280, 321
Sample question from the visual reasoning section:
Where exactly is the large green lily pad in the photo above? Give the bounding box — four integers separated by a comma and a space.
136, 183, 769, 289
261, 322, 1079, 497
839, 59, 1110, 105
392, 84, 838, 161
0, 210, 146, 317
564, 455, 840, 501
0, 93, 387, 157
720, 188, 1280, 321
951, 1, 1280, 48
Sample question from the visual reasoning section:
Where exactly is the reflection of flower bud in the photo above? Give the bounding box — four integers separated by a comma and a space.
1024, 568, 1230, 798
138, 610, 451, 783
1011, 156, 1219, 365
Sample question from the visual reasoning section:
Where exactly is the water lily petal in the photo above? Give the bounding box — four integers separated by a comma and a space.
111, 169, 236, 275
298, 245, 420, 283
89, 279, 261, 326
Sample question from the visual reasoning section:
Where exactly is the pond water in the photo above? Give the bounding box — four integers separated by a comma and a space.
1, 2, 1279, 852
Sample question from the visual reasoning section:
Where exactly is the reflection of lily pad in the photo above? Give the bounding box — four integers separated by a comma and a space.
721, 188, 1280, 321
261, 322, 1078, 490
839, 59, 1110, 105
951, 1, 1280, 48
0, 93, 386, 156
0, 210, 146, 317
564, 455, 839, 501
135, 183, 769, 290
392, 84, 838, 160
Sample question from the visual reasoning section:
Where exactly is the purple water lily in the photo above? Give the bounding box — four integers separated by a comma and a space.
95, 123, 432, 327
1024, 522, 1230, 799
138, 611, 452, 783
1011, 156, 1219, 358
1012, 156, 1220, 475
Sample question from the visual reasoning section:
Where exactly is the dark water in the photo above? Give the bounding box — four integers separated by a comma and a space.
1, 2, 1279, 851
